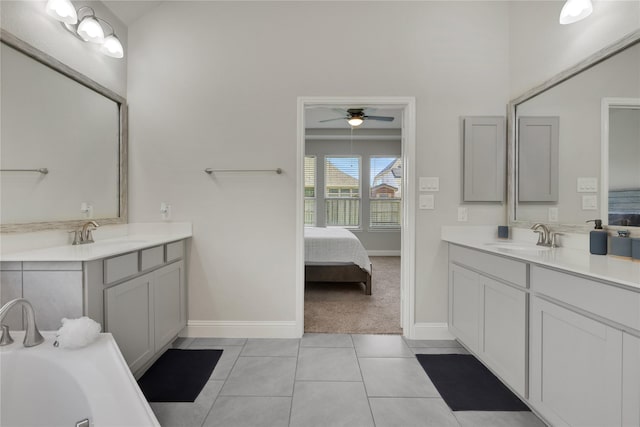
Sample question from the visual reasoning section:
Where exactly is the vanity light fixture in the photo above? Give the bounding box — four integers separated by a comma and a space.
45, 0, 77, 24
559, 0, 593, 25
45, 0, 124, 59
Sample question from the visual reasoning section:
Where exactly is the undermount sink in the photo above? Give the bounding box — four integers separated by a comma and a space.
484, 242, 552, 252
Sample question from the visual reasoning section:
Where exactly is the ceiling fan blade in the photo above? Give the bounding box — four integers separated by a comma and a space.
319, 117, 348, 123
365, 115, 395, 122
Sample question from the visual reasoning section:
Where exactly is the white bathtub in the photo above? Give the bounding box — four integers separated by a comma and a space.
0, 331, 159, 427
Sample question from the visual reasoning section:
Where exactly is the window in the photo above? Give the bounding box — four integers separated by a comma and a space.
304, 156, 316, 226
325, 156, 361, 227
370, 156, 402, 228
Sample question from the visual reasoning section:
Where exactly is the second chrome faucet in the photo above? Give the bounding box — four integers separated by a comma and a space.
531, 223, 563, 248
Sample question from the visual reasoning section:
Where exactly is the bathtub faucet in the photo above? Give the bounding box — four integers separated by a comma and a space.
0, 298, 44, 347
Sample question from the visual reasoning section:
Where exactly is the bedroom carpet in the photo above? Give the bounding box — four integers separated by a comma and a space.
304, 256, 401, 334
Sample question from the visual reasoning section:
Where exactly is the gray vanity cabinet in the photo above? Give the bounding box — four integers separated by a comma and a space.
518, 116, 559, 202
105, 259, 186, 374
462, 116, 506, 202
105, 272, 155, 374
101, 243, 187, 376
0, 238, 188, 377
448, 245, 527, 397
529, 265, 640, 427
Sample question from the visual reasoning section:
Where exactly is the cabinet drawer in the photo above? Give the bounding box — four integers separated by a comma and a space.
449, 244, 527, 288
531, 265, 640, 332
104, 252, 139, 285
166, 241, 184, 262
141, 246, 164, 271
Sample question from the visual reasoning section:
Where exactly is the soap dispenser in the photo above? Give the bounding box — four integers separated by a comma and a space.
586, 219, 607, 255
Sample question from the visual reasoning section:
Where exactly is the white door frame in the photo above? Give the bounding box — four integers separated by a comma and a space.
296, 96, 417, 338
601, 97, 640, 226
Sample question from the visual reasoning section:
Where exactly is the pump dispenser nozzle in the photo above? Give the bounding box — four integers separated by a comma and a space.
586, 219, 603, 229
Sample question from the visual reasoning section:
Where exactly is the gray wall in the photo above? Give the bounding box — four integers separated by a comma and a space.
128, 1, 511, 325
306, 137, 402, 253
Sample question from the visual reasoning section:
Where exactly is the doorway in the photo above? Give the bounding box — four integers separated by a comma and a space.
295, 97, 416, 338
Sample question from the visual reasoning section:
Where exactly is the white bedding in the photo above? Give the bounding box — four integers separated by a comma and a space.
304, 227, 372, 273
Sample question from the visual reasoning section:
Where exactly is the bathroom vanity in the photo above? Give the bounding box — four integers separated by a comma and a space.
0, 226, 191, 377
443, 228, 640, 427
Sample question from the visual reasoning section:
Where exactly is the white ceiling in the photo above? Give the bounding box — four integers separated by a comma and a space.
305, 107, 402, 129
102, 0, 163, 26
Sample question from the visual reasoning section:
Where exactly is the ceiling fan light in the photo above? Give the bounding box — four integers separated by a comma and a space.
77, 16, 104, 43
348, 117, 364, 127
100, 34, 124, 58
559, 0, 593, 24
45, 0, 77, 25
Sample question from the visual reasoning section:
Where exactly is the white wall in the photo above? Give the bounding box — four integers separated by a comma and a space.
0, 0, 127, 97
127, 1, 510, 332
508, 0, 640, 98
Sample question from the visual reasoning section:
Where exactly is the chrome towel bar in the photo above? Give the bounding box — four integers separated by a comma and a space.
204, 168, 282, 175
0, 168, 48, 174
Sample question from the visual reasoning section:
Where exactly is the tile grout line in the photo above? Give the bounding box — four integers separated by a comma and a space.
350, 334, 377, 427
198, 338, 248, 427
288, 338, 302, 427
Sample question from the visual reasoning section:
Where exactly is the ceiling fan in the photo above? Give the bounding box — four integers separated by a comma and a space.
319, 108, 394, 127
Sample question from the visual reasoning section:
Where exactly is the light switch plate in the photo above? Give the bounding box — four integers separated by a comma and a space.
577, 177, 598, 193
419, 177, 439, 192
548, 207, 558, 222
419, 194, 435, 209
582, 195, 598, 210
457, 206, 468, 222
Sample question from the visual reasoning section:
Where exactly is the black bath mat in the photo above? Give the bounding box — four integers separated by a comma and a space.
416, 354, 529, 411
138, 349, 223, 402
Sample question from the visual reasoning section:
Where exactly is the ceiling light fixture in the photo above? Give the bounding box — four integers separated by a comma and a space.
559, 0, 593, 25
347, 115, 364, 127
46, 1, 124, 59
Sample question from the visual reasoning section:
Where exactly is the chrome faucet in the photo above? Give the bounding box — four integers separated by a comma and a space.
0, 298, 44, 347
71, 221, 99, 245
531, 223, 551, 246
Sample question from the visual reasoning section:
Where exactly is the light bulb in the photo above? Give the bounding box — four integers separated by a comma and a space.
100, 34, 124, 58
348, 117, 364, 127
559, 0, 593, 25
77, 16, 104, 43
45, 0, 77, 25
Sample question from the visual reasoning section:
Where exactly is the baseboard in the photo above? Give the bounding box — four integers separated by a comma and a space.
412, 322, 455, 340
184, 320, 299, 338
368, 250, 401, 256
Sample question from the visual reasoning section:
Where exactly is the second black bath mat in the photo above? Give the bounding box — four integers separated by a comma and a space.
416, 354, 529, 411
138, 349, 223, 402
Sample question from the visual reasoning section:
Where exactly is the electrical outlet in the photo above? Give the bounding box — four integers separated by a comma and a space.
577, 177, 598, 193
457, 207, 468, 222
419, 194, 434, 209
548, 207, 559, 222
419, 177, 440, 192
160, 202, 172, 220
582, 195, 598, 210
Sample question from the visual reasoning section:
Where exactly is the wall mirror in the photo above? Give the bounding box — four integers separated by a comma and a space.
508, 30, 640, 231
0, 30, 127, 233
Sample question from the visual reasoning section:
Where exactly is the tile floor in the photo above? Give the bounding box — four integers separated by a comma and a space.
150, 334, 547, 427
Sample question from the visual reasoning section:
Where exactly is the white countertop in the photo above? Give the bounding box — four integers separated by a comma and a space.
1, 223, 192, 262
442, 226, 640, 291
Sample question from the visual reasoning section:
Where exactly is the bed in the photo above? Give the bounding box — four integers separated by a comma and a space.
304, 227, 372, 295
